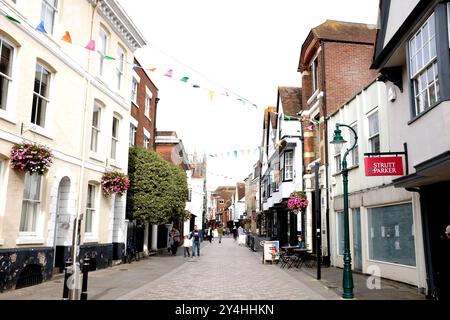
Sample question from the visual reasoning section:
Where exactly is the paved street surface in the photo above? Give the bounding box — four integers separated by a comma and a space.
0, 236, 424, 300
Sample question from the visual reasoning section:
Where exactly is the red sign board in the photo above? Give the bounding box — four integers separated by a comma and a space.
364, 156, 404, 176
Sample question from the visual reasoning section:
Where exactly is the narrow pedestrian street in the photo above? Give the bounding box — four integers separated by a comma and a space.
0, 237, 338, 300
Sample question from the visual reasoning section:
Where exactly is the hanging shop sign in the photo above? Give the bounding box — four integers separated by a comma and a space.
364, 156, 404, 176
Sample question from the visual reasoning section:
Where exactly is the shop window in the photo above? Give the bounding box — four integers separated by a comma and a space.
367, 203, 416, 266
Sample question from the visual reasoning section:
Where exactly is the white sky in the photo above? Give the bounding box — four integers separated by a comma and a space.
119, 0, 379, 189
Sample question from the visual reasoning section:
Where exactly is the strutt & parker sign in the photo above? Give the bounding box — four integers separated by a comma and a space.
364, 156, 404, 176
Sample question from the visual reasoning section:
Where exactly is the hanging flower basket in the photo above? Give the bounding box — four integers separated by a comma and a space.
10, 142, 53, 175
287, 191, 309, 214
101, 171, 130, 197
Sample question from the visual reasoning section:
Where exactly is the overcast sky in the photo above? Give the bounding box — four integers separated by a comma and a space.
118, 0, 379, 188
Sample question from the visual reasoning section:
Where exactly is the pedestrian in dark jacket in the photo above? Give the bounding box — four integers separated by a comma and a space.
189, 225, 203, 257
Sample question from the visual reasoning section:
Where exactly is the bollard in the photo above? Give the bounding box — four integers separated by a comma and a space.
80, 258, 90, 301
62, 259, 72, 300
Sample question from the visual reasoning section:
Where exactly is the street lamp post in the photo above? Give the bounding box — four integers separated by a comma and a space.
330, 123, 358, 299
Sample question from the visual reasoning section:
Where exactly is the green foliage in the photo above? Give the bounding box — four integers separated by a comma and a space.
126, 147, 188, 225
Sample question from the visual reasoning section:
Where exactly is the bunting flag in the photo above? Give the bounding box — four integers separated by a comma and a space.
306, 124, 314, 131
5, 15, 21, 24
61, 31, 72, 44
234, 151, 238, 158
85, 40, 95, 51
35, 21, 47, 33
131, 64, 138, 70
285, 115, 292, 121
209, 90, 215, 101
164, 69, 173, 77
0, 13, 260, 110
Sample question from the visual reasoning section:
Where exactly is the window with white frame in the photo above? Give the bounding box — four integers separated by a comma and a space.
31, 64, 51, 128
368, 111, 380, 153
311, 56, 319, 94
334, 152, 341, 174
116, 46, 125, 90
20, 173, 42, 233
145, 92, 152, 118
129, 123, 137, 147
350, 123, 359, 166
131, 77, 138, 104
90, 102, 101, 152
111, 117, 119, 159
0, 38, 14, 111
97, 26, 108, 76
144, 136, 150, 149
85, 184, 96, 233
409, 13, 439, 116
41, 0, 58, 34
284, 151, 293, 181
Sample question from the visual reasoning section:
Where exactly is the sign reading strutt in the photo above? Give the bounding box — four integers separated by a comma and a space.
364, 156, 404, 176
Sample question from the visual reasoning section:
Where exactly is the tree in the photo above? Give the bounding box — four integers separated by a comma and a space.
127, 147, 188, 225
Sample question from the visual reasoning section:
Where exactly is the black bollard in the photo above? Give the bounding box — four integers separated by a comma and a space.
80, 258, 90, 301
62, 259, 72, 300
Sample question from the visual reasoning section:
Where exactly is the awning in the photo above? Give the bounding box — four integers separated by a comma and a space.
394, 151, 450, 188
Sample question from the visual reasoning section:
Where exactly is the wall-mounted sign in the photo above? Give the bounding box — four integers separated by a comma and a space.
364, 156, 404, 176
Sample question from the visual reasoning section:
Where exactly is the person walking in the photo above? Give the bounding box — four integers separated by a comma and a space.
189, 225, 203, 257
217, 225, 223, 244
207, 226, 213, 243
232, 226, 238, 242
169, 227, 181, 256
183, 235, 191, 258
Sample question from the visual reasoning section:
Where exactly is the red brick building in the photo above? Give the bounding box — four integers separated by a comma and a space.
297, 20, 379, 263
130, 58, 159, 150
298, 20, 378, 168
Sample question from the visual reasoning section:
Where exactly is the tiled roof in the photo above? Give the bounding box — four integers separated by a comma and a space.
237, 182, 246, 201
312, 20, 377, 44
157, 131, 178, 137
278, 87, 302, 117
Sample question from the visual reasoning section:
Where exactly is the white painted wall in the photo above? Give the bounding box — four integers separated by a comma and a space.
383, 0, 421, 49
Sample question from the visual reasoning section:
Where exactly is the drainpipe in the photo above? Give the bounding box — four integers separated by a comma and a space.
320, 40, 331, 266
70, 0, 99, 300
153, 97, 160, 151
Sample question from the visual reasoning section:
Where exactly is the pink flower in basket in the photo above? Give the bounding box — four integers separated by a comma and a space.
101, 171, 130, 197
10, 142, 53, 175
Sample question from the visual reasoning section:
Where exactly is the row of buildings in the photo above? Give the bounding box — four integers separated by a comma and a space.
244, 0, 449, 299
0, 0, 206, 292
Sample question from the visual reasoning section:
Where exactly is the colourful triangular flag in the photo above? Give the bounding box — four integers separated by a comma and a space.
6, 15, 21, 24
35, 21, 47, 33
209, 90, 215, 101
85, 40, 95, 51
61, 31, 72, 43
104, 55, 116, 60
164, 69, 173, 77
234, 151, 238, 158
131, 64, 138, 70
180, 76, 189, 82
285, 115, 292, 121
148, 67, 157, 72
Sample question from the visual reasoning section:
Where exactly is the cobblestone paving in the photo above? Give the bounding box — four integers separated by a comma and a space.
118, 237, 339, 300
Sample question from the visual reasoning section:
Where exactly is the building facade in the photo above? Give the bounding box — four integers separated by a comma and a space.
298, 20, 379, 262
0, 0, 146, 291
328, 80, 427, 289
372, 0, 450, 298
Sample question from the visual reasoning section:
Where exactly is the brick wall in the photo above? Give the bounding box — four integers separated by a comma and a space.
131, 59, 158, 150
323, 42, 378, 115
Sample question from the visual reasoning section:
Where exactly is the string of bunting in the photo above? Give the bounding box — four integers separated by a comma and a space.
4, 14, 260, 109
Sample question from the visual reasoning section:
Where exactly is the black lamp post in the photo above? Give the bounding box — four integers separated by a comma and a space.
330, 123, 358, 299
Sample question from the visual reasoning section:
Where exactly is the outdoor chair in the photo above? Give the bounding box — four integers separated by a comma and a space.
279, 250, 296, 269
